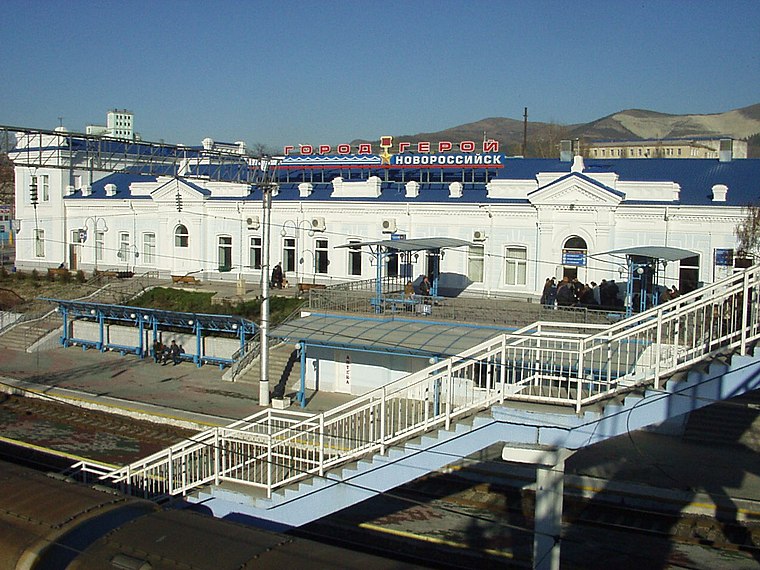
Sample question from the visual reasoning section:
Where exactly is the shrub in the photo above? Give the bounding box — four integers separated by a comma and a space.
75, 270, 86, 283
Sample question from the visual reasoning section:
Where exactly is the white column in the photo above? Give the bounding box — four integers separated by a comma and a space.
501, 445, 573, 570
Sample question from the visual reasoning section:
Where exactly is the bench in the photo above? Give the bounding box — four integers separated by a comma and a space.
47, 268, 70, 278
297, 283, 326, 293
172, 275, 200, 285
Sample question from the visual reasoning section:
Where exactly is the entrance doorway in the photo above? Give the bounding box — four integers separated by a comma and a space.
679, 255, 700, 294
561, 236, 588, 282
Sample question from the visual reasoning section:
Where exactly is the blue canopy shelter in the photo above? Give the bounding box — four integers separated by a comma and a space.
591, 246, 698, 316
336, 237, 473, 313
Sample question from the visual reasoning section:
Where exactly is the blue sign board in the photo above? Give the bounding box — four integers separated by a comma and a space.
715, 248, 733, 267
562, 251, 587, 266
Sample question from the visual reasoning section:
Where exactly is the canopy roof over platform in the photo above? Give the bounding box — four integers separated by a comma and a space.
335, 237, 472, 252
271, 314, 512, 358
591, 246, 698, 262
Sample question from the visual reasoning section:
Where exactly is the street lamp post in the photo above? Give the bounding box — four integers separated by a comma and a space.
257, 156, 281, 407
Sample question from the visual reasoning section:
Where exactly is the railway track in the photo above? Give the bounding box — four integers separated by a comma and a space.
0, 392, 196, 466
304, 462, 760, 569
2, 391, 760, 568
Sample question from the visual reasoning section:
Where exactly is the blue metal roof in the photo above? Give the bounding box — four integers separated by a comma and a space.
63, 158, 760, 207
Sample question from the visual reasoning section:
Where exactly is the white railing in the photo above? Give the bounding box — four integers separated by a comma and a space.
94, 265, 760, 500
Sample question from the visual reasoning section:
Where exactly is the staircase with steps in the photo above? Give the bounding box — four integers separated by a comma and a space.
237, 342, 301, 398
0, 314, 61, 351
684, 387, 760, 450
0, 274, 163, 352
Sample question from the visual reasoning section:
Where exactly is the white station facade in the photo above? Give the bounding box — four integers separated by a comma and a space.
9, 131, 760, 298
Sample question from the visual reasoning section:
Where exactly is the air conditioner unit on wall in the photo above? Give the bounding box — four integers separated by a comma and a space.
310, 217, 326, 231
381, 218, 397, 233
246, 216, 260, 229
473, 230, 487, 241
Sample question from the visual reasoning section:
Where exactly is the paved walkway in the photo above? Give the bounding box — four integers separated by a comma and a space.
0, 344, 351, 429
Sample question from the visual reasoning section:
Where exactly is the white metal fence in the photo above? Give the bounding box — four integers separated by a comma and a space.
92, 265, 760, 500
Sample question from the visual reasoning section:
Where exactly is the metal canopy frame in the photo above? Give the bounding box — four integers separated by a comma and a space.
2, 125, 258, 184
46, 298, 256, 367
336, 237, 472, 310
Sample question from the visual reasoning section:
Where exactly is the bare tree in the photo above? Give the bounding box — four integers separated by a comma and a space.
249, 142, 279, 158
0, 154, 13, 206
735, 204, 760, 258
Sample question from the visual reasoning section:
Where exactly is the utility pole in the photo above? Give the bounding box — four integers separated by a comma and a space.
522, 107, 528, 157
257, 156, 280, 407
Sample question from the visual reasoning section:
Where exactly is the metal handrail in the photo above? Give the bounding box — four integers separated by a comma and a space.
92, 265, 760, 500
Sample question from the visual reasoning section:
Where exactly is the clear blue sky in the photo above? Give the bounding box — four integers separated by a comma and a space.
1, 0, 758, 150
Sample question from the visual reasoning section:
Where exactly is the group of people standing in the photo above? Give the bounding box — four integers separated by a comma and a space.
541, 276, 623, 309
542, 276, 681, 310
152, 339, 184, 366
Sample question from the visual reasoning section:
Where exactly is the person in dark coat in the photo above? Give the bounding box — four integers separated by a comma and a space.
271, 263, 283, 289
169, 340, 181, 366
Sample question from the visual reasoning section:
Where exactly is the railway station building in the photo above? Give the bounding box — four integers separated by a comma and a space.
8, 131, 759, 299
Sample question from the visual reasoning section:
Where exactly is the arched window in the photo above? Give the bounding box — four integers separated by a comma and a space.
174, 224, 189, 248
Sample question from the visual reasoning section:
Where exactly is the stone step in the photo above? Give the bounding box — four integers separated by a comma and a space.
683, 388, 760, 450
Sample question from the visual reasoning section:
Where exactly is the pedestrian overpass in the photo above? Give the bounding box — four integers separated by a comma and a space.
75, 264, 760, 570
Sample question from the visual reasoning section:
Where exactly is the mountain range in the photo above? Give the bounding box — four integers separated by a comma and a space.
356, 103, 760, 157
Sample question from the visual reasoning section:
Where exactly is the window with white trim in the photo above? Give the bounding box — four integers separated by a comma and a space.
118, 232, 130, 261
348, 240, 362, 276
249, 236, 262, 269
315, 238, 329, 274
505, 246, 527, 286
174, 225, 189, 248
143, 233, 156, 264
468, 244, 484, 283
218, 235, 232, 271
34, 229, 45, 257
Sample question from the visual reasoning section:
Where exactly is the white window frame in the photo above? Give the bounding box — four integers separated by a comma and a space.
174, 225, 189, 248
143, 232, 156, 265
118, 232, 130, 261
283, 237, 296, 273
249, 235, 262, 269
468, 244, 484, 283
315, 238, 329, 274
348, 240, 362, 276
218, 235, 232, 271
95, 230, 105, 262
40, 174, 50, 202
504, 246, 527, 287
34, 228, 45, 257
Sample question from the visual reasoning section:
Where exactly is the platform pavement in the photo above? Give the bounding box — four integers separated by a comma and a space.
1, 334, 760, 524
0, 344, 351, 430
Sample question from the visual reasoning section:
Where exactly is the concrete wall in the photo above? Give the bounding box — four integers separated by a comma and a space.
305, 345, 430, 395
70, 320, 239, 359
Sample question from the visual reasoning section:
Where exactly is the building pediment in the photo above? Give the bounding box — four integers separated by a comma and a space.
527, 172, 624, 207
150, 177, 209, 202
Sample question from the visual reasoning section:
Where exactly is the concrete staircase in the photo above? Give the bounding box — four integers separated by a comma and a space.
238, 343, 302, 398
0, 275, 163, 352
684, 387, 760, 450
0, 313, 61, 351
